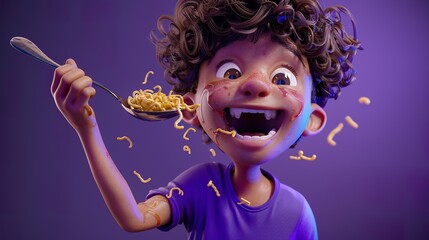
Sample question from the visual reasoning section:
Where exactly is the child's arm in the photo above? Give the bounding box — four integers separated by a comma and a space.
51, 59, 171, 231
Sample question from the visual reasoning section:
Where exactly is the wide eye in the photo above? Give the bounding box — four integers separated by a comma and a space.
216, 62, 242, 80
270, 67, 297, 86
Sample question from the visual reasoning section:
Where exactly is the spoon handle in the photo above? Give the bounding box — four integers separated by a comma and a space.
10, 36, 121, 101
10, 36, 61, 68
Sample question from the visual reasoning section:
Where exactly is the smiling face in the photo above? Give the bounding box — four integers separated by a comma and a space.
184, 34, 326, 165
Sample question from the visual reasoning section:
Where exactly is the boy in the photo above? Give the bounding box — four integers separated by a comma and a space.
51, 0, 360, 239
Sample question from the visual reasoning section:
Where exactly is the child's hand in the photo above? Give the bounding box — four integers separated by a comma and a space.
51, 58, 97, 132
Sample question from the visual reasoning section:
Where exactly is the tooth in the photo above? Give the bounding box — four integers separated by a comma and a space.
230, 108, 242, 119
235, 109, 239, 118
234, 129, 277, 141
230, 108, 277, 120
260, 135, 270, 140
264, 110, 277, 120
249, 109, 258, 114
264, 110, 272, 120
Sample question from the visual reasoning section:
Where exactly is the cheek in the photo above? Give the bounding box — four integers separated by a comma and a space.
276, 86, 305, 121
279, 87, 289, 98
278, 87, 304, 103
197, 81, 234, 126
201, 80, 235, 110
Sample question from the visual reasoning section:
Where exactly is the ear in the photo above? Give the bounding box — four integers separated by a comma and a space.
182, 92, 200, 126
302, 103, 327, 136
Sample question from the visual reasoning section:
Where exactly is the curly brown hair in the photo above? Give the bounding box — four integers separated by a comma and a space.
152, 0, 361, 107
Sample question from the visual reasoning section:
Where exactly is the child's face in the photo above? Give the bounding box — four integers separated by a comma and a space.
187, 34, 324, 165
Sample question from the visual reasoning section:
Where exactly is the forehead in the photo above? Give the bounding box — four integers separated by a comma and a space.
208, 34, 306, 68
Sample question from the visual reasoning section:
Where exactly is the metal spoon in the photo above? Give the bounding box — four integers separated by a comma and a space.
10, 36, 178, 121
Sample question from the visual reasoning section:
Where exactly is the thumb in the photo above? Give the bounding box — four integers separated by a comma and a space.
66, 58, 78, 67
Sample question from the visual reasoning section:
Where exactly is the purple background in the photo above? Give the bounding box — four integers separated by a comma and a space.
1, 0, 428, 239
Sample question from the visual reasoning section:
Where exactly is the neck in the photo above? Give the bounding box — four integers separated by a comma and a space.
231, 162, 273, 206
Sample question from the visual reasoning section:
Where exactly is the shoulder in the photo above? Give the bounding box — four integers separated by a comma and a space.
277, 184, 318, 239
277, 183, 316, 219
146, 162, 226, 198
271, 183, 308, 219
261, 169, 309, 215
173, 162, 227, 184
278, 183, 307, 205
162, 162, 228, 199
145, 162, 228, 231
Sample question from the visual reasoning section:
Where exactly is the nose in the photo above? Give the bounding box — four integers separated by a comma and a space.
238, 73, 271, 98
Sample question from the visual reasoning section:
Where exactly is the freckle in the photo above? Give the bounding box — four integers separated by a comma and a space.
280, 88, 288, 98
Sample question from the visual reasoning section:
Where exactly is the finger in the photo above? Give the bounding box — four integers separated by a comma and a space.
65, 76, 93, 105
51, 58, 78, 94
66, 58, 77, 67
74, 86, 96, 110
54, 68, 86, 100
51, 64, 74, 95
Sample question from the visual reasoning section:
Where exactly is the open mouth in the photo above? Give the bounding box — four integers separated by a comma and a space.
224, 108, 284, 141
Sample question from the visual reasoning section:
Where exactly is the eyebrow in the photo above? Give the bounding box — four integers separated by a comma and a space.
215, 59, 235, 71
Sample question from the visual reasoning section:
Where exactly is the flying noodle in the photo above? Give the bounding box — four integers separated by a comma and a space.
142, 71, 154, 85
183, 145, 191, 154
358, 97, 371, 105
209, 148, 216, 157
214, 128, 237, 138
237, 197, 251, 206
207, 180, 221, 197
183, 127, 197, 140
327, 123, 344, 146
174, 101, 185, 130
345, 115, 359, 129
289, 150, 316, 161
133, 170, 151, 183
166, 187, 184, 198
298, 150, 316, 161
117, 136, 133, 148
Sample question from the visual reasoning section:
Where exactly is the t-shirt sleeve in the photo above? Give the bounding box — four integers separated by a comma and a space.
146, 182, 183, 231
146, 163, 215, 232
291, 199, 318, 240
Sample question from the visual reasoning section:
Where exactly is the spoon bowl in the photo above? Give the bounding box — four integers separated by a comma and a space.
10, 36, 179, 121
125, 106, 180, 121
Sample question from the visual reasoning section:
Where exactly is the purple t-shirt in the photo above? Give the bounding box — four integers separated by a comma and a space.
147, 163, 317, 240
